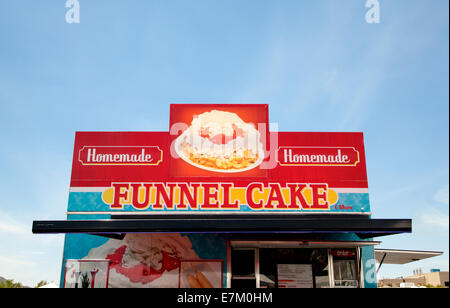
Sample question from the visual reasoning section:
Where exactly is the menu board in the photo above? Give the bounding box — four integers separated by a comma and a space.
277, 264, 313, 288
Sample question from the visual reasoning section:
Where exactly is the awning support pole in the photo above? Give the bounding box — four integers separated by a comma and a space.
377, 252, 387, 274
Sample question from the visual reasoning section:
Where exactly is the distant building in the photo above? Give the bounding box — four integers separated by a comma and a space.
378, 271, 449, 288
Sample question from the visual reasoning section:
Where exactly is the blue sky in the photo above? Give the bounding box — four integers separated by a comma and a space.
0, 0, 448, 286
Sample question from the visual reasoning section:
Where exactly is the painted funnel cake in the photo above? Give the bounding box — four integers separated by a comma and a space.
84, 233, 199, 287
175, 110, 264, 172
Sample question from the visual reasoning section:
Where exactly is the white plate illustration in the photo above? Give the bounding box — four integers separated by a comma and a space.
174, 131, 265, 173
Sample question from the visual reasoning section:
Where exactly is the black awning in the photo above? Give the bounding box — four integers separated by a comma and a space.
32, 214, 411, 239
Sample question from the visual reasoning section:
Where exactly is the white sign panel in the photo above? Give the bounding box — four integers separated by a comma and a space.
277, 264, 313, 288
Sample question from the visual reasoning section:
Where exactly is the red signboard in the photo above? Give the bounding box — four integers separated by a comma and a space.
169, 104, 269, 178
331, 249, 357, 258
68, 104, 370, 214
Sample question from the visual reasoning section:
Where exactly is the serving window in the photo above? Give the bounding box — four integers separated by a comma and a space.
259, 248, 329, 288
229, 241, 368, 288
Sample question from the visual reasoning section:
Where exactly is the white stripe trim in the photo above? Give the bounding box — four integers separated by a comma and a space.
69, 187, 108, 192
67, 211, 372, 216
333, 188, 369, 193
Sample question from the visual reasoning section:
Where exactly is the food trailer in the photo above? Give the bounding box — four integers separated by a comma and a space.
32, 104, 411, 288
